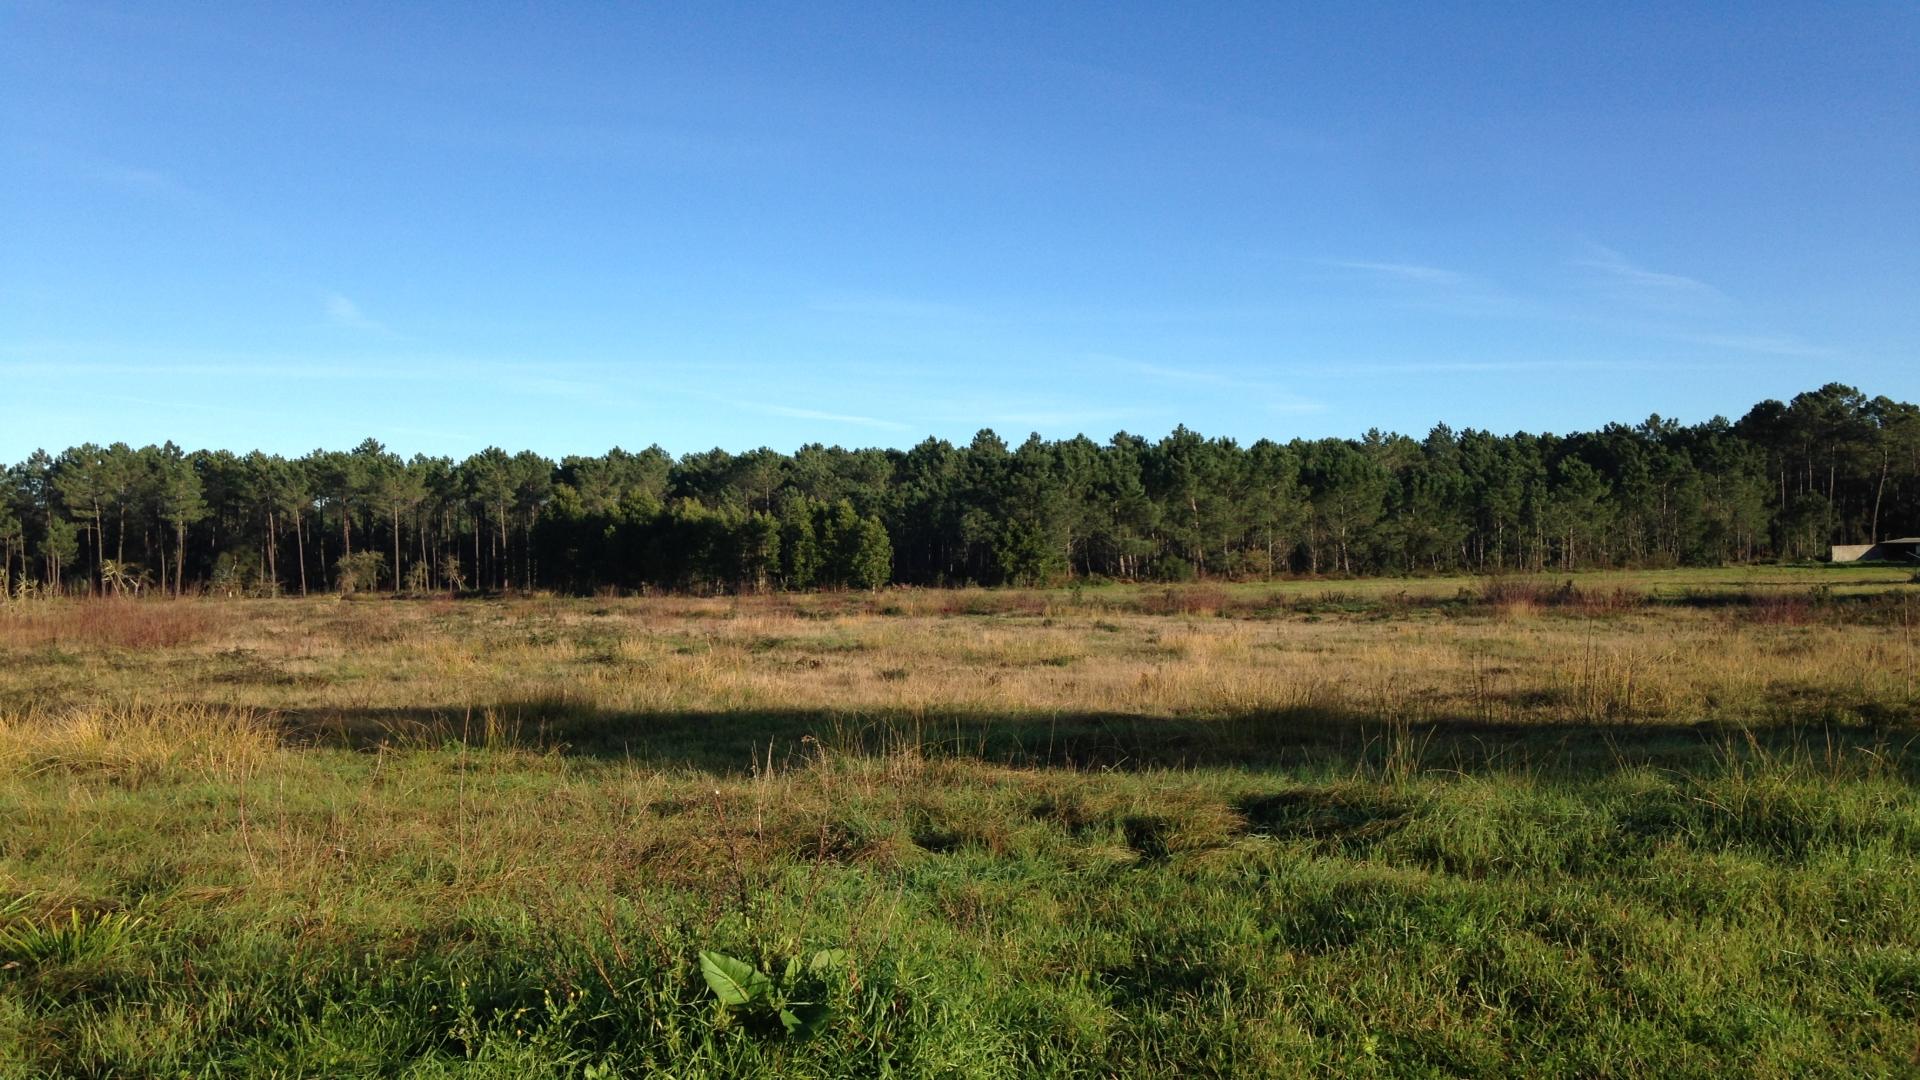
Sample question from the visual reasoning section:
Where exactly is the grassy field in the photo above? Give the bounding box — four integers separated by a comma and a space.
2, 567, 1918, 1076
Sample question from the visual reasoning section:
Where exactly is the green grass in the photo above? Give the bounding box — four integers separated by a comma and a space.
2, 572, 1918, 1076
6, 727, 1918, 1076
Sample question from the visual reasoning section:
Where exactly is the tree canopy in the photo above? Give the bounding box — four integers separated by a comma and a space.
3, 384, 1915, 596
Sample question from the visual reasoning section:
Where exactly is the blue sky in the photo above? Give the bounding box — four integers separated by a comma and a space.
4, 2, 1916, 460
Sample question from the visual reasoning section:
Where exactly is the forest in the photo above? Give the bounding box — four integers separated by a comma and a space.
3, 383, 1916, 597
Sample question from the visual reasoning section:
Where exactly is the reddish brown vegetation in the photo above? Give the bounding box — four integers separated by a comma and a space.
1477, 579, 1644, 617
0, 601, 211, 650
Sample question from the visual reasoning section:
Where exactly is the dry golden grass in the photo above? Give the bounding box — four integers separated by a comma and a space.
1, 573, 1912, 743
0, 701, 276, 782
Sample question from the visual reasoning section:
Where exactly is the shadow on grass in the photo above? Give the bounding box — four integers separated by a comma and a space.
264, 700, 1920, 780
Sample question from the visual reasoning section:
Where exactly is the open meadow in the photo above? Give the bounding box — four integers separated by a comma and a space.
3, 566, 1919, 1076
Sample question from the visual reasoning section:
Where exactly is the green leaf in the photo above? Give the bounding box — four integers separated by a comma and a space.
807, 948, 849, 974
699, 951, 772, 1006
783, 955, 802, 983
779, 1002, 829, 1038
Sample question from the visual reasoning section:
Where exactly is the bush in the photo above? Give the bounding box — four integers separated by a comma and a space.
1150, 554, 1196, 583
209, 550, 264, 597
335, 551, 386, 594
403, 561, 432, 594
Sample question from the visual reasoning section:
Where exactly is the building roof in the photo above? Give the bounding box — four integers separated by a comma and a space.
1883, 537, 1920, 544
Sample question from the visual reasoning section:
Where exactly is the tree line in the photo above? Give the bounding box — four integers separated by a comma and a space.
2, 383, 1915, 598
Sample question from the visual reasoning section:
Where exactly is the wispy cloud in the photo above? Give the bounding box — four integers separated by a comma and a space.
0, 358, 416, 381
1294, 357, 1734, 377
10, 143, 208, 206
1571, 245, 1728, 305
324, 293, 387, 332
414, 120, 791, 172
805, 293, 974, 320
1677, 332, 1834, 358
82, 161, 188, 197
740, 401, 911, 431
1320, 258, 1527, 318
1325, 260, 1475, 288
496, 374, 608, 399
100, 394, 287, 418
1121, 360, 1233, 386
985, 408, 1144, 429
1110, 358, 1326, 415
0, 348, 608, 386
1329, 359, 1622, 375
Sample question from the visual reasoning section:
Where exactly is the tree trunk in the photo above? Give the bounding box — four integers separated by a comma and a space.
295, 510, 308, 596
93, 503, 104, 590
1828, 457, 1837, 533
1872, 449, 1889, 543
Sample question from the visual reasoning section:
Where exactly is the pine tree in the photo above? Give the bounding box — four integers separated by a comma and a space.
847, 515, 892, 590
780, 500, 821, 589
155, 446, 207, 597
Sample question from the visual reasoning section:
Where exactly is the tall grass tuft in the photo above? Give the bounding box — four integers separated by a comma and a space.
0, 702, 277, 781
0, 907, 145, 967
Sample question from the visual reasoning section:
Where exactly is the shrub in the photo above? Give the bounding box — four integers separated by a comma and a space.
1150, 554, 1196, 582
335, 551, 386, 594
438, 554, 467, 592
403, 561, 432, 594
